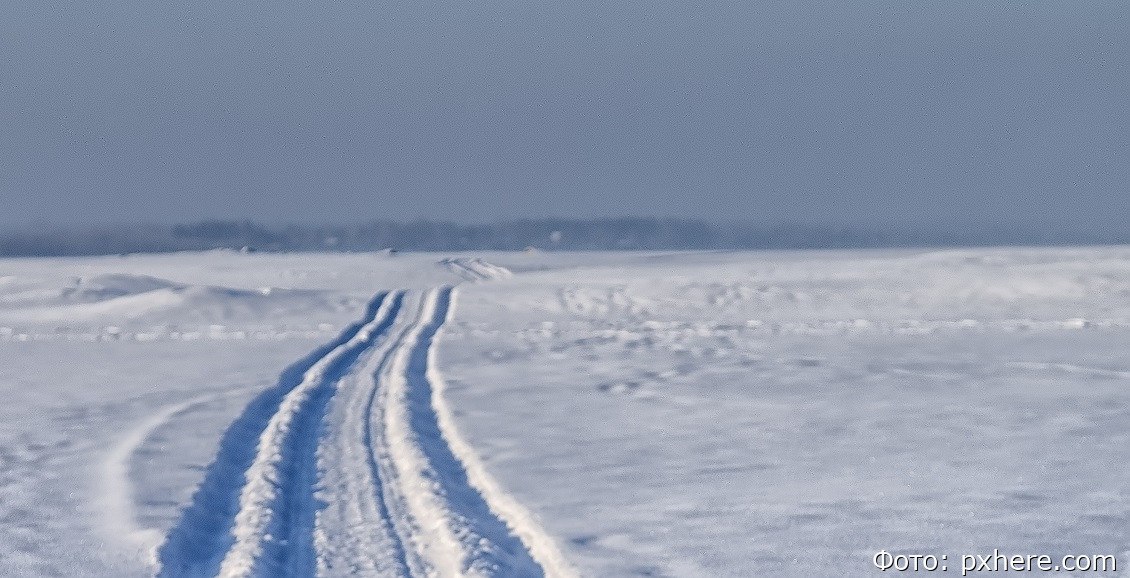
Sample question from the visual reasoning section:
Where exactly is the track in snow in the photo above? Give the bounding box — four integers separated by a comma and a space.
104, 385, 263, 564
156, 284, 572, 577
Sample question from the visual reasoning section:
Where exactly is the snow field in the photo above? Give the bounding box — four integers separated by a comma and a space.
3, 247, 1130, 576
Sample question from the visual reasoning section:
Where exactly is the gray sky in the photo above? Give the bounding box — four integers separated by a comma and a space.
2, 2, 1127, 230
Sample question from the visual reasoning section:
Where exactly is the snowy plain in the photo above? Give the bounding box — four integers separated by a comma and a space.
1, 247, 1129, 576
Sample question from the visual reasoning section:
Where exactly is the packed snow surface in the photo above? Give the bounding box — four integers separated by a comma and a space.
2, 247, 1130, 576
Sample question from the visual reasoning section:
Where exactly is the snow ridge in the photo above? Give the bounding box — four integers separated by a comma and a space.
439, 258, 514, 282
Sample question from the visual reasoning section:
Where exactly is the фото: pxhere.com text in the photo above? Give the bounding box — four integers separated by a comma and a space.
873, 549, 1118, 574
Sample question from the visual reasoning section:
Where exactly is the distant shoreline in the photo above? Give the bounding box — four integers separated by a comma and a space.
2, 218, 1125, 257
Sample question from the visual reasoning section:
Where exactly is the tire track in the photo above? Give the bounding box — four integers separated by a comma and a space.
313, 291, 415, 577
400, 287, 540, 576
157, 283, 574, 577
373, 287, 573, 578
418, 290, 576, 578
156, 291, 396, 577
216, 293, 402, 577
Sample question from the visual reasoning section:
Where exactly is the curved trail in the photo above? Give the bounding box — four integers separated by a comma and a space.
156, 283, 574, 577
104, 386, 260, 566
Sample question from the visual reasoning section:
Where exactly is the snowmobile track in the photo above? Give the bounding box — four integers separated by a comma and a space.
156, 284, 573, 578
156, 291, 397, 576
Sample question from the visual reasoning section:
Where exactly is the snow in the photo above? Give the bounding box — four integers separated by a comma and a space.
441, 247, 1130, 576
2, 247, 1130, 576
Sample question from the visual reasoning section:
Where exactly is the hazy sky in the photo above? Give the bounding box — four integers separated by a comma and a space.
3, 2, 1127, 229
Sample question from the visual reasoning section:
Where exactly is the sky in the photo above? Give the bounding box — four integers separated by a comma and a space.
2, 2, 1127, 231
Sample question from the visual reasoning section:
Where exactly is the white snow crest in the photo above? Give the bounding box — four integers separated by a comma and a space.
439, 258, 514, 282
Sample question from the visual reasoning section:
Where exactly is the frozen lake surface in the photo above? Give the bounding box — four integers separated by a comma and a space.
1, 247, 1129, 576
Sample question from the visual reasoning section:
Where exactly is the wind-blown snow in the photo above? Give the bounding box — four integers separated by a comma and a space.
441, 247, 1130, 576
2, 247, 1130, 576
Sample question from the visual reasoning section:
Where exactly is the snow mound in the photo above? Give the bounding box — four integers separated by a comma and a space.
76, 274, 185, 296
438, 257, 514, 282
0, 274, 183, 308
0, 274, 349, 327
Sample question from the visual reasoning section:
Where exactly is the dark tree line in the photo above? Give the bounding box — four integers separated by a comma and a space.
0, 218, 1123, 257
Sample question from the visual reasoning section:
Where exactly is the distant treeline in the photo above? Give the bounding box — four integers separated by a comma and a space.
0, 218, 1124, 257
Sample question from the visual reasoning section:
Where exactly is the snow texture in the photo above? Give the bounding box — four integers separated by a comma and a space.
3, 247, 1130, 576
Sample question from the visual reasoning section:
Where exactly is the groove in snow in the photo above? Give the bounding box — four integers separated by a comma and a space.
156, 284, 574, 577
155, 292, 394, 577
